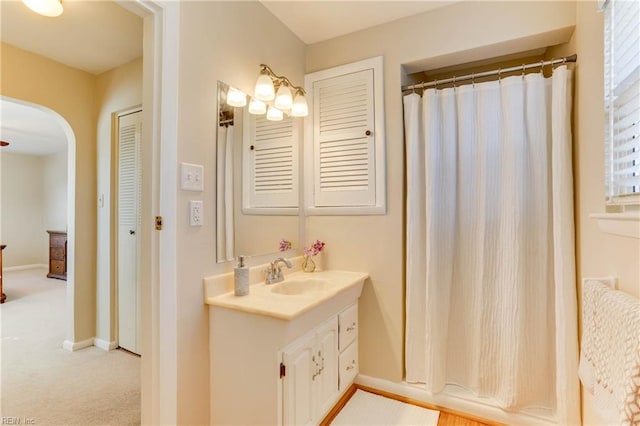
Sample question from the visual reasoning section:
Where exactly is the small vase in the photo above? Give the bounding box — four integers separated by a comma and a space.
302, 255, 316, 273
314, 252, 324, 272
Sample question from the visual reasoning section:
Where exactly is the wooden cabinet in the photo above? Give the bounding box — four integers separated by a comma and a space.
46, 231, 67, 280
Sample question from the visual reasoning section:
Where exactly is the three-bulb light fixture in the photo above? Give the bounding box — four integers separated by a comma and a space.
225, 64, 308, 121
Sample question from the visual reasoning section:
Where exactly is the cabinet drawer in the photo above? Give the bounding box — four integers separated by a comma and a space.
50, 235, 66, 248
50, 261, 65, 275
50, 247, 65, 261
339, 341, 358, 391
339, 304, 358, 350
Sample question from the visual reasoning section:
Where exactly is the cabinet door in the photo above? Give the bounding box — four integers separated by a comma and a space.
315, 317, 339, 420
282, 332, 316, 426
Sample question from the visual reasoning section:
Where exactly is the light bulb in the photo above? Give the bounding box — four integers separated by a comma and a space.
254, 73, 275, 102
274, 84, 293, 111
248, 98, 266, 115
266, 106, 283, 121
291, 93, 308, 117
226, 87, 247, 107
22, 0, 63, 17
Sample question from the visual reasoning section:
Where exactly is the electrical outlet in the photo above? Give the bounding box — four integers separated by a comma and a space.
190, 200, 203, 226
181, 163, 204, 191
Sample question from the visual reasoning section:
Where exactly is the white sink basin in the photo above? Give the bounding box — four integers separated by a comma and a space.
270, 278, 329, 295
206, 270, 368, 320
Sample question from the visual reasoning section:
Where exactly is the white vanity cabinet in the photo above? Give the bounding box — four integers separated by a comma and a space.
207, 270, 367, 426
281, 317, 339, 425
280, 303, 358, 425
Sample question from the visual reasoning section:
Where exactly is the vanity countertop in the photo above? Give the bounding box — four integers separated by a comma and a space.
205, 270, 368, 320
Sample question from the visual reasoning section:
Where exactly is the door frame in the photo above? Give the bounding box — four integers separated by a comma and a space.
116, 1, 179, 424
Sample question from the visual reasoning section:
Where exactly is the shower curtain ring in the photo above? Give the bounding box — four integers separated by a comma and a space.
498, 68, 502, 82
540, 60, 544, 74
453, 76, 456, 88
434, 79, 438, 89
522, 64, 526, 78
471, 72, 475, 87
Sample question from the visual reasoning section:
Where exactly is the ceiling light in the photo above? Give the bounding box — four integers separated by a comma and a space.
22, 0, 63, 17
226, 87, 247, 107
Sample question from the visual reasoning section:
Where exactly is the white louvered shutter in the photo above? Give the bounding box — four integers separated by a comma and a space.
118, 113, 142, 232
244, 114, 299, 210
313, 69, 375, 207
604, 0, 640, 202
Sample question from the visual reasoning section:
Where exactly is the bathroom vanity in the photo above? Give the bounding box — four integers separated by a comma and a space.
205, 268, 367, 425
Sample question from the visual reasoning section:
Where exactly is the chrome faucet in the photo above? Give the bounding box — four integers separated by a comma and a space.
265, 257, 292, 284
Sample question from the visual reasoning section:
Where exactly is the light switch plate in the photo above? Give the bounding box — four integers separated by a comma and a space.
181, 162, 204, 191
190, 200, 203, 226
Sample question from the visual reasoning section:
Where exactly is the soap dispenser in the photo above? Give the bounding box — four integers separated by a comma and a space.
234, 255, 249, 296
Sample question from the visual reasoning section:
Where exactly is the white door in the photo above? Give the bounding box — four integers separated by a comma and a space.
117, 109, 142, 354
315, 318, 339, 419
282, 332, 315, 426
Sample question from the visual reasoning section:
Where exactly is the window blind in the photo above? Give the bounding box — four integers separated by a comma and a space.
605, 0, 640, 202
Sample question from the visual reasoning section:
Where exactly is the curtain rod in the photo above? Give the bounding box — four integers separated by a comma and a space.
401, 54, 577, 92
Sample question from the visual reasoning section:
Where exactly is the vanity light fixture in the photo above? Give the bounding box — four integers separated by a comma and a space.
226, 87, 247, 107
248, 98, 267, 115
266, 106, 284, 121
252, 64, 308, 120
274, 82, 293, 111
22, 0, 63, 17
291, 89, 309, 117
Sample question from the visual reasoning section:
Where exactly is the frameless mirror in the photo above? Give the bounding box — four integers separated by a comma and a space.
216, 81, 299, 263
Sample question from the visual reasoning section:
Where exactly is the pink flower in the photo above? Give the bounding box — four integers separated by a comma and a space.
279, 238, 292, 252
304, 240, 325, 257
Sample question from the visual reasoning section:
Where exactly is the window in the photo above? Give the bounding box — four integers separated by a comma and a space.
603, 0, 640, 204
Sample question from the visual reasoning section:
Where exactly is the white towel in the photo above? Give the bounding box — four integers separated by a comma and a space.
578, 280, 640, 425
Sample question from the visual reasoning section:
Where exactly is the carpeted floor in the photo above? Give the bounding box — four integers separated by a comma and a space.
1, 268, 140, 425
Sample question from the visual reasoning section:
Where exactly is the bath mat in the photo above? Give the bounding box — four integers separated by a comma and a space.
331, 389, 440, 425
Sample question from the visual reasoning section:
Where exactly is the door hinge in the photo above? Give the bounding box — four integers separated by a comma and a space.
155, 216, 163, 230
280, 362, 286, 378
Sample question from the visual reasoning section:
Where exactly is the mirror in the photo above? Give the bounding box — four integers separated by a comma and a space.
216, 81, 300, 263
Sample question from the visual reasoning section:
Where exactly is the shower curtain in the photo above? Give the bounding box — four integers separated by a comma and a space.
403, 66, 580, 424
216, 124, 235, 262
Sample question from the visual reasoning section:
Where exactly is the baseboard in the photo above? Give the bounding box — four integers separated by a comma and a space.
62, 337, 94, 352
4, 264, 48, 272
355, 375, 557, 426
94, 338, 118, 351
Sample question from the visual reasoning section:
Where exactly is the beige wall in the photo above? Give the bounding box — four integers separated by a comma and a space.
176, 2, 305, 423
1, 153, 47, 267
43, 150, 68, 233
95, 57, 143, 345
1, 42, 97, 343
570, 2, 640, 424
305, 0, 577, 384
1, 150, 67, 268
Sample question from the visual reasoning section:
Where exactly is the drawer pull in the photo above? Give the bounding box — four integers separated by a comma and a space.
346, 322, 356, 332
346, 360, 356, 371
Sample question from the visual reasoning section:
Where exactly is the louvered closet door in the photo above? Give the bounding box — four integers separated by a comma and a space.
117, 110, 142, 355
313, 69, 375, 207
246, 115, 299, 209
